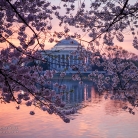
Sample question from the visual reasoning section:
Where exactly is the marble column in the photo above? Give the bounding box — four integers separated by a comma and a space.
61, 54, 64, 69
67, 54, 69, 69
57, 55, 59, 69
72, 55, 74, 66
53, 56, 55, 69
49, 57, 52, 69
68, 55, 71, 69
58, 55, 61, 70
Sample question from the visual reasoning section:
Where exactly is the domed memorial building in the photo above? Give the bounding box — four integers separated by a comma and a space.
40, 38, 92, 73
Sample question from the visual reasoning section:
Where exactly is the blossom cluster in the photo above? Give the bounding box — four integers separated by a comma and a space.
0, 0, 138, 122
87, 46, 138, 114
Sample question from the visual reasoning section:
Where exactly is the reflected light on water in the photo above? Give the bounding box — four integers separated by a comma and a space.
0, 80, 138, 138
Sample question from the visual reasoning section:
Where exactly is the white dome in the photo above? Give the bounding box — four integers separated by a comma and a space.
55, 39, 80, 46
51, 38, 81, 51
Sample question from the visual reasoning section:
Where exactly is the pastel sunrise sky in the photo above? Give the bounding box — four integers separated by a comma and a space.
1, 0, 138, 54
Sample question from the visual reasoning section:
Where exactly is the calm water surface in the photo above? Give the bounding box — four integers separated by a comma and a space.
0, 80, 138, 138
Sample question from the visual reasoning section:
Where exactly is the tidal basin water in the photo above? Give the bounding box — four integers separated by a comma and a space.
0, 80, 138, 138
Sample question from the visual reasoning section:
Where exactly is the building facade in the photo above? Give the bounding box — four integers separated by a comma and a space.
40, 38, 92, 73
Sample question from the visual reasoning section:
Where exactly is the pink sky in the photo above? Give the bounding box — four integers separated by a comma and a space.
1, 0, 138, 54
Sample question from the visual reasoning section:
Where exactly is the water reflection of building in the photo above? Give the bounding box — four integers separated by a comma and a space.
40, 38, 92, 73
65, 84, 92, 103
53, 80, 128, 115
52, 80, 92, 103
